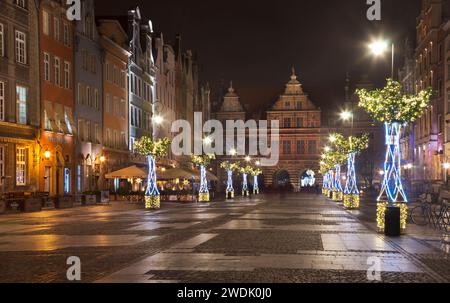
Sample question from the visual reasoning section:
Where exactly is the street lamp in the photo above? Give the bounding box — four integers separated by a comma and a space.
443, 163, 450, 185
44, 150, 51, 160
368, 39, 395, 79
100, 156, 106, 163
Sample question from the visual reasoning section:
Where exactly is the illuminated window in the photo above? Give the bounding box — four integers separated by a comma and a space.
64, 168, 70, 194
16, 147, 26, 186
54, 17, 60, 41
16, 85, 27, 124
63, 23, 70, 46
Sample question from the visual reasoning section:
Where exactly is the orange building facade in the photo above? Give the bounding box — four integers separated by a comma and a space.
38, 0, 75, 196
97, 19, 131, 185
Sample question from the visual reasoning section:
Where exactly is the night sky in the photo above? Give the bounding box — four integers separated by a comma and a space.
95, 0, 421, 114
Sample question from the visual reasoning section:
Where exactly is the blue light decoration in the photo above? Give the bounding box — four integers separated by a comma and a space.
242, 173, 249, 196
322, 172, 329, 196
376, 122, 409, 231
145, 155, 160, 209
198, 165, 209, 202
332, 165, 343, 201
327, 170, 334, 198
253, 175, 259, 195
379, 122, 408, 203
226, 170, 234, 198
343, 153, 360, 208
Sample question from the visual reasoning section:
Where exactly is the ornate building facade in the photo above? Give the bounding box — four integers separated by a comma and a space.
264, 69, 321, 190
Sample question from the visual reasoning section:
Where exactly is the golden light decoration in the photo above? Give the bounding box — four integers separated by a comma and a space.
44, 150, 51, 159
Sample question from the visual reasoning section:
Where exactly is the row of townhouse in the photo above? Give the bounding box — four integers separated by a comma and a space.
0, 0, 210, 196
399, 0, 450, 191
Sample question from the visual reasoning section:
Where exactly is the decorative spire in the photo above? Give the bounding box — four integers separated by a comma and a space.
228, 80, 234, 93
291, 66, 297, 81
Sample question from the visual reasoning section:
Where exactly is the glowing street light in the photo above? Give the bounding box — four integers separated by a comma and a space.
44, 150, 51, 159
369, 40, 389, 56
340, 111, 353, 121
368, 39, 395, 79
100, 156, 106, 163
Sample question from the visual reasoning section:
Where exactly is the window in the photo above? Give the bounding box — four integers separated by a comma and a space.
16, 85, 27, 124
16, 147, 26, 186
0, 23, 4, 57
77, 83, 82, 104
15, 0, 26, 9
54, 57, 60, 86
121, 132, 126, 149
78, 119, 83, 141
44, 101, 52, 130
114, 130, 118, 148
15, 30, 26, 64
0, 81, 4, 121
106, 94, 110, 113
130, 105, 135, 126
120, 70, 126, 88
76, 165, 81, 192
106, 63, 111, 82
106, 128, 111, 147
90, 55, 96, 73
284, 102, 290, 109
42, 11, 50, 36
86, 86, 91, 107
54, 17, 60, 41
44, 53, 50, 82
283, 118, 291, 128
64, 168, 70, 194
296, 101, 302, 110
85, 121, 91, 142
63, 23, 70, 46
282, 141, 291, 154
94, 89, 99, 110
64, 106, 72, 134
0, 146, 4, 185
297, 140, 305, 154
64, 61, 70, 89
81, 49, 87, 70
113, 65, 118, 85
120, 99, 126, 118
113, 97, 119, 116
296, 117, 303, 128
94, 124, 99, 143
308, 141, 317, 154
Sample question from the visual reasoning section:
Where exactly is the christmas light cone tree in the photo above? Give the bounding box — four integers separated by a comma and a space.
240, 166, 253, 197
220, 161, 240, 199
134, 137, 171, 209
332, 164, 344, 202
357, 79, 432, 232
192, 154, 216, 202
250, 167, 263, 195
329, 133, 369, 209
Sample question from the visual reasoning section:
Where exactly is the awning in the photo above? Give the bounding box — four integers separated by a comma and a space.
105, 165, 147, 179
158, 167, 219, 182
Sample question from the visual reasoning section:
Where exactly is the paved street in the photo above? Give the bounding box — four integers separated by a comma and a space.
0, 193, 449, 283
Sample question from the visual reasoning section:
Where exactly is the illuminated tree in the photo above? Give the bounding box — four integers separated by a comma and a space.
192, 154, 216, 202
220, 161, 241, 199
250, 167, 263, 195
239, 165, 253, 196
357, 79, 432, 230
134, 137, 171, 209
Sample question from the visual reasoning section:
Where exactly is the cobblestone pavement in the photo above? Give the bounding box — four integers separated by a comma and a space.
0, 193, 449, 283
